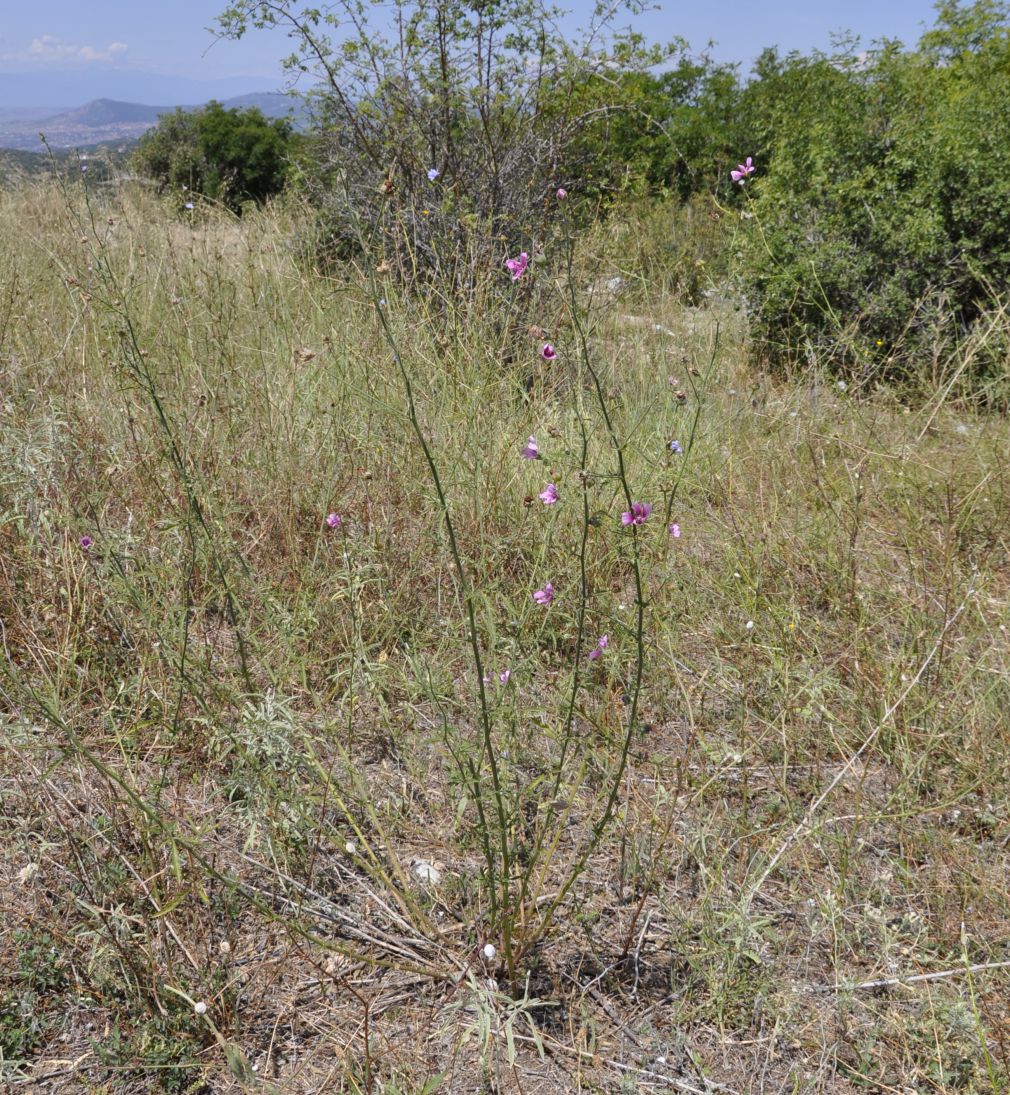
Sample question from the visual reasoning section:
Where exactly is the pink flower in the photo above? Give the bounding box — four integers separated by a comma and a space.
499, 668, 511, 685
556, 188, 567, 200
79, 535, 93, 550
539, 482, 558, 505
588, 634, 609, 660
731, 156, 755, 184
533, 581, 554, 606
541, 343, 557, 361
505, 252, 528, 280
621, 502, 652, 526
521, 435, 539, 460
325, 512, 342, 529
669, 522, 681, 539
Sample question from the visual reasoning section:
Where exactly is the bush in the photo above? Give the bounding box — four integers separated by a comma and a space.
738, 2, 1010, 399
133, 101, 293, 211
217, 0, 682, 300
547, 49, 745, 204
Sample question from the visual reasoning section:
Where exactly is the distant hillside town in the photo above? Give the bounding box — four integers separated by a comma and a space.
0, 93, 308, 151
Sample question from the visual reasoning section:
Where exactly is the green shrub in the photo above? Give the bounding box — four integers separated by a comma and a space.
133, 101, 293, 211
738, 2, 1010, 400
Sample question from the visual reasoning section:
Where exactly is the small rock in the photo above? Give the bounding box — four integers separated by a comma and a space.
413, 860, 441, 884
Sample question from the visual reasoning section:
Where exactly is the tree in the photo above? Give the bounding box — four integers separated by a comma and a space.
133, 102, 293, 211
215, 0, 676, 287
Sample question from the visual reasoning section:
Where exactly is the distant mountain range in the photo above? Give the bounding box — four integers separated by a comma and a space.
0, 93, 311, 152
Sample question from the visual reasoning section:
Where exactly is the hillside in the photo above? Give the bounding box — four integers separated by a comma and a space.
0, 92, 308, 151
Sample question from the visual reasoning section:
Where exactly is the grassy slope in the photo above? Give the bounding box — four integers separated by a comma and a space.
2, 179, 1010, 1093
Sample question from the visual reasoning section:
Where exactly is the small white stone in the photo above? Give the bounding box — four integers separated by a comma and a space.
413, 860, 441, 884
745, 620, 754, 630
482, 943, 497, 961
345, 841, 356, 855
194, 1001, 208, 1015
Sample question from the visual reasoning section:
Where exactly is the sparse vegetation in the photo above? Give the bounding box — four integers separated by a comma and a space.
4, 2, 1010, 1092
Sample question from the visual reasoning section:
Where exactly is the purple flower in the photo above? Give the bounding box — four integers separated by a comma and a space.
669, 522, 681, 539
79, 535, 93, 550
731, 156, 755, 183
499, 668, 511, 685
588, 634, 609, 661
80, 164, 88, 173
184, 202, 195, 210
539, 482, 558, 505
621, 501, 652, 527
670, 440, 683, 454
556, 187, 567, 200
325, 512, 341, 529
521, 435, 539, 460
427, 167, 440, 181
505, 252, 528, 281
541, 343, 557, 361
533, 581, 554, 606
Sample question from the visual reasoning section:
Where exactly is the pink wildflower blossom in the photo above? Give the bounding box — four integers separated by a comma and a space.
499, 668, 511, 684
539, 482, 559, 505
79, 535, 93, 550
588, 634, 609, 661
621, 501, 652, 526
731, 156, 755, 183
505, 252, 528, 280
325, 513, 341, 529
541, 343, 557, 361
521, 435, 539, 459
556, 188, 567, 200
669, 522, 681, 539
533, 582, 554, 606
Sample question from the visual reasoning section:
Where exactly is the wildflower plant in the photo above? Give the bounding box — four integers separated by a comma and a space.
334, 156, 680, 990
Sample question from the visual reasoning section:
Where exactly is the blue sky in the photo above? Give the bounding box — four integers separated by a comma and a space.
0, 1, 945, 106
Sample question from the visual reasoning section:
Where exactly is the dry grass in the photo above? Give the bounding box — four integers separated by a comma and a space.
2, 177, 1010, 1093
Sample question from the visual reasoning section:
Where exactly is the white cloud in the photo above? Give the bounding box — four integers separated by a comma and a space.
26, 35, 129, 65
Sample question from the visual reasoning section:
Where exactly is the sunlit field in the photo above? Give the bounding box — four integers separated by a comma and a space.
3, 173, 1010, 1093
